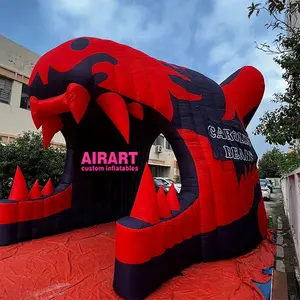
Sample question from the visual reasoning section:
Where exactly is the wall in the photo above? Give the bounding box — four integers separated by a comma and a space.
286, 0, 300, 33
281, 167, 300, 270
148, 134, 176, 180
0, 35, 65, 145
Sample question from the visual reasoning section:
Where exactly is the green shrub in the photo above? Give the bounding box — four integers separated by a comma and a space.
0, 131, 65, 198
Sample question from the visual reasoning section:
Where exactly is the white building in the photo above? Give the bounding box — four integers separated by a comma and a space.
0, 35, 179, 181
149, 134, 179, 181
0, 34, 65, 146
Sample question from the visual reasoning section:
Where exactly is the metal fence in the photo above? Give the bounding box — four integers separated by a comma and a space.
281, 167, 300, 265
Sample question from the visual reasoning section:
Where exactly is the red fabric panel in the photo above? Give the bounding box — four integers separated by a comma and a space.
28, 180, 42, 200
222, 66, 265, 123
178, 206, 194, 240
96, 93, 129, 144
165, 219, 175, 249
18, 201, 33, 222
0, 223, 275, 300
130, 163, 160, 224
0, 185, 72, 224
42, 116, 63, 149
64, 185, 72, 210
166, 185, 180, 211
167, 217, 182, 247
177, 129, 265, 234
127, 102, 144, 120
115, 223, 153, 264
178, 129, 267, 234
44, 196, 56, 218
41, 179, 54, 196
55, 191, 67, 213
67, 83, 90, 124
30, 37, 205, 123
8, 166, 28, 201
118, 127, 266, 265
157, 186, 171, 218
33, 200, 44, 220
152, 221, 167, 257
0, 202, 18, 224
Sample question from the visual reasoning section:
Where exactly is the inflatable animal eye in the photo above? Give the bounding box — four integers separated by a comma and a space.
0, 37, 268, 300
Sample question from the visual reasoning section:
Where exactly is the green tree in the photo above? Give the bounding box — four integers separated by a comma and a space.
0, 131, 65, 198
258, 148, 283, 177
258, 147, 300, 177
279, 150, 300, 174
248, 1, 300, 146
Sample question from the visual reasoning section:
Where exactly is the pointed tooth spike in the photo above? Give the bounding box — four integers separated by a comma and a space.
130, 163, 160, 224
42, 116, 63, 149
66, 83, 90, 124
157, 186, 171, 218
167, 184, 180, 211
30, 96, 43, 129
29, 179, 42, 199
127, 102, 144, 120
8, 166, 29, 201
41, 179, 54, 196
96, 92, 130, 144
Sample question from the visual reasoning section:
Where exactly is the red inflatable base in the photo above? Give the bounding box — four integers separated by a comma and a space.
0, 223, 275, 300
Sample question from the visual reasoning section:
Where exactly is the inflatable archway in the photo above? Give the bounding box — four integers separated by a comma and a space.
0, 37, 268, 300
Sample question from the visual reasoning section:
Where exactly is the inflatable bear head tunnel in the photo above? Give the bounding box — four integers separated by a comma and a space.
0, 37, 269, 299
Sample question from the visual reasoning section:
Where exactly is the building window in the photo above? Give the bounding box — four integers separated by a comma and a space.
0, 76, 12, 104
165, 140, 172, 150
20, 84, 30, 110
154, 135, 164, 146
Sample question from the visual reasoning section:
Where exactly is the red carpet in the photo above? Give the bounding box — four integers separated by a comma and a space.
0, 223, 275, 299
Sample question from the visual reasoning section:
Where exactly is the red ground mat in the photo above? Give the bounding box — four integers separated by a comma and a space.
0, 223, 275, 300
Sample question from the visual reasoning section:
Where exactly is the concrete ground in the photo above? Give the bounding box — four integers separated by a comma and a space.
264, 189, 300, 299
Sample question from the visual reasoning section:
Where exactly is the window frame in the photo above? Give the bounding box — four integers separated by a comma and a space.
0, 75, 13, 105
154, 135, 164, 146
20, 83, 31, 110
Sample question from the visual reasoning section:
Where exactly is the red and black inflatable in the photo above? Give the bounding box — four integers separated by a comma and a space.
0, 37, 268, 299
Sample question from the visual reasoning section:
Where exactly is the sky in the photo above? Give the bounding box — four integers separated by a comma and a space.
0, 0, 288, 158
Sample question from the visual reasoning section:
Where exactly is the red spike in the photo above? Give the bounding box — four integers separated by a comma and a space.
167, 184, 180, 211
29, 180, 42, 199
41, 179, 54, 196
157, 186, 171, 218
67, 83, 90, 124
42, 116, 63, 149
127, 102, 144, 120
8, 166, 29, 201
96, 93, 130, 144
29, 96, 43, 129
130, 163, 160, 224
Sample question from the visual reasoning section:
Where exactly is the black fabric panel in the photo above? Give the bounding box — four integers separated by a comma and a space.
0, 209, 72, 246
243, 105, 259, 128
220, 68, 242, 86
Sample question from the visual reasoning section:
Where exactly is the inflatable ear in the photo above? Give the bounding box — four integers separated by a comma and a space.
220, 66, 265, 128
